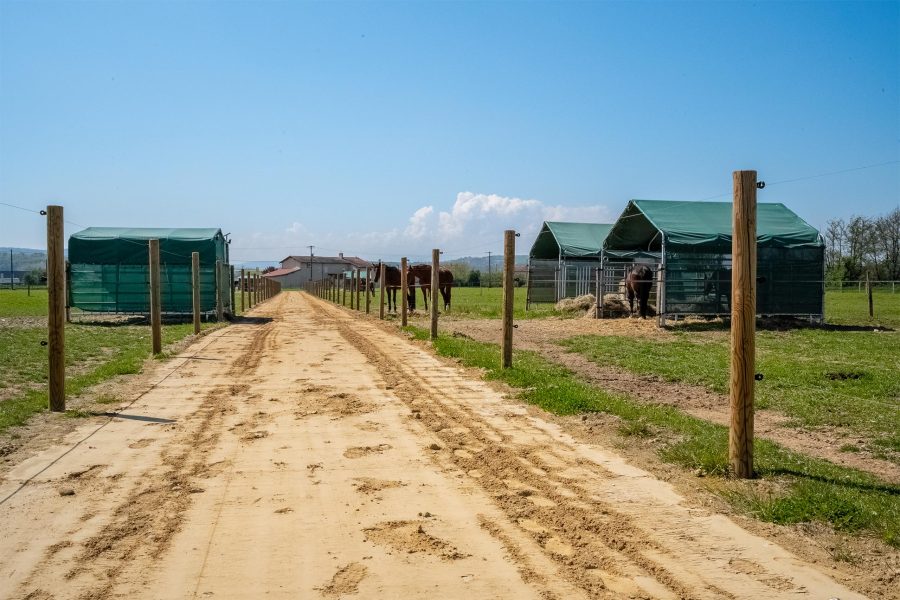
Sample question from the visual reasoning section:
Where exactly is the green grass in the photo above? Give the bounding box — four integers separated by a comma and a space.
560, 329, 900, 455
406, 326, 900, 546
825, 288, 900, 328
441, 287, 562, 319
0, 321, 218, 433
0, 287, 51, 317
328, 286, 565, 319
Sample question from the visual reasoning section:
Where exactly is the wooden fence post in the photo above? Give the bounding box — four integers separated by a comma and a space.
215, 260, 223, 321
365, 267, 371, 314
240, 268, 245, 313
730, 170, 757, 479
230, 264, 235, 315
47, 205, 66, 412
501, 230, 516, 368
149, 239, 163, 354
379, 263, 386, 319
355, 268, 361, 311
192, 252, 201, 334
430, 249, 440, 338
867, 272, 873, 319
401, 257, 408, 326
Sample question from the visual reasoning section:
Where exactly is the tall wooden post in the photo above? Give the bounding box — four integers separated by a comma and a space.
379, 263, 386, 319
230, 265, 235, 315
430, 250, 440, 338
240, 268, 245, 313
342, 273, 347, 306
401, 257, 408, 326
47, 205, 66, 412
365, 267, 371, 313
350, 270, 356, 309
192, 252, 201, 334
501, 230, 516, 368
730, 170, 757, 479
867, 272, 873, 318
149, 240, 163, 354
215, 260, 224, 321
355, 268, 361, 311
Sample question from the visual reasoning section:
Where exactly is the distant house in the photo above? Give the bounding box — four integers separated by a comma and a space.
269, 253, 374, 288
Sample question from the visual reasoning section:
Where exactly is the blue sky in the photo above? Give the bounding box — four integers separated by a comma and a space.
1, 1, 897, 262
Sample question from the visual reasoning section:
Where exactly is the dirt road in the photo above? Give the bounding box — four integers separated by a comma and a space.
0, 292, 868, 599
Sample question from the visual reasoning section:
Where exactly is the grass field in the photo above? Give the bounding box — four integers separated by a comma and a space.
825, 288, 900, 328
0, 287, 52, 317
407, 325, 900, 547
562, 329, 900, 456
0, 288, 220, 434
331, 285, 565, 319
326, 285, 900, 324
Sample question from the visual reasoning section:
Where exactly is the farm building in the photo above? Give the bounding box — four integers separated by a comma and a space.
279, 254, 373, 287
602, 200, 824, 321
527, 221, 613, 304
263, 266, 304, 289
68, 227, 231, 314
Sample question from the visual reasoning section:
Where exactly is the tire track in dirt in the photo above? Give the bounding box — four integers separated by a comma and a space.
309, 294, 867, 600
329, 315, 705, 600
15, 320, 275, 600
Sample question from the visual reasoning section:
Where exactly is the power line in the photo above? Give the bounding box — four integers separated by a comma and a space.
699, 159, 900, 201
0, 201, 42, 215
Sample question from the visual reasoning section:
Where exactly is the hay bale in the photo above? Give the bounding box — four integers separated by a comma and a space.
555, 294, 595, 313
598, 294, 657, 318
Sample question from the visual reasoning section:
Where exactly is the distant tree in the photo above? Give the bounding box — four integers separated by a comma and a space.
824, 208, 900, 282
467, 269, 481, 287
262, 266, 277, 274
23, 268, 45, 286
445, 262, 471, 285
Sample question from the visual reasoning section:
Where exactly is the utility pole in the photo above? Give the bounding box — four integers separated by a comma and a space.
486, 251, 492, 289
10, 248, 14, 290
307, 245, 315, 284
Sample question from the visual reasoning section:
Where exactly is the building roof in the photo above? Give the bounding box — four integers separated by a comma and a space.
281, 255, 373, 267
604, 200, 823, 251
529, 221, 613, 260
263, 267, 301, 278
69, 227, 226, 266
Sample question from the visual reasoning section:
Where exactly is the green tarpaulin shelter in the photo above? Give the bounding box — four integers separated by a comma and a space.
602, 200, 824, 320
528, 222, 613, 304
530, 222, 613, 259
604, 200, 823, 251
69, 227, 230, 314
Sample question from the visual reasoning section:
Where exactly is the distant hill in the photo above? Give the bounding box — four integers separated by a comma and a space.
0, 247, 48, 271
444, 255, 529, 271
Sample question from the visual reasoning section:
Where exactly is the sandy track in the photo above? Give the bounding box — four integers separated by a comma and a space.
0, 292, 866, 599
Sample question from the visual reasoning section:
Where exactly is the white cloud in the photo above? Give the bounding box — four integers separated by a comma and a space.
230, 192, 612, 262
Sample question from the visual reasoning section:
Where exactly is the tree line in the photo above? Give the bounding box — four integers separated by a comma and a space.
825, 207, 900, 282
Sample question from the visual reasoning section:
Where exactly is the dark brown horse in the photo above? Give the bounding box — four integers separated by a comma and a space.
374, 262, 404, 313
408, 264, 454, 311
625, 264, 654, 318
703, 268, 732, 310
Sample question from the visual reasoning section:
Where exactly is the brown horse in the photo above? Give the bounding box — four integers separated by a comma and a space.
407, 264, 454, 311
703, 268, 732, 311
625, 264, 654, 318
374, 261, 404, 313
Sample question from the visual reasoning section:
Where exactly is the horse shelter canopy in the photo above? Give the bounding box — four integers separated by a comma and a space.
528, 222, 613, 303
604, 200, 823, 252
530, 221, 613, 259
603, 200, 824, 319
68, 227, 230, 314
